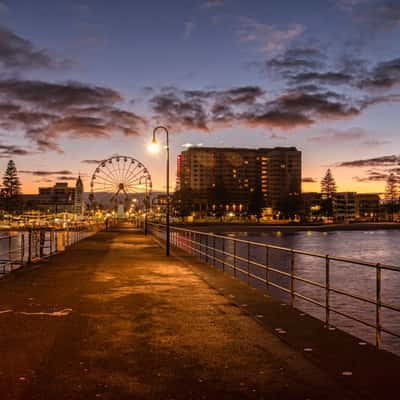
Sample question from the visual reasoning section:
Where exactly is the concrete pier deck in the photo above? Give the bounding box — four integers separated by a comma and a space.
0, 227, 399, 399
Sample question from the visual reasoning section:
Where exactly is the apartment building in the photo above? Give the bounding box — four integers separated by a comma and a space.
176, 146, 301, 212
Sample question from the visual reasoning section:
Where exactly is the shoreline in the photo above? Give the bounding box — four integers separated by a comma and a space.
175, 222, 400, 233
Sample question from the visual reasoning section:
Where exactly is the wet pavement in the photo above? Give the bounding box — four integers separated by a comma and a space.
0, 227, 399, 399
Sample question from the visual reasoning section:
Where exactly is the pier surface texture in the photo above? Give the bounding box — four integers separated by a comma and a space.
0, 226, 399, 399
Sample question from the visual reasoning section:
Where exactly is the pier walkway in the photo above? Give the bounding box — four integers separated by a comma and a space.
0, 227, 399, 399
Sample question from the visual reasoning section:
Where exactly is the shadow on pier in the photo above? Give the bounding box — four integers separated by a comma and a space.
0, 224, 399, 399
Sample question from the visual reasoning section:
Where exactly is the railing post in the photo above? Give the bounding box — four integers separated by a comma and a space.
376, 263, 382, 349
233, 240, 237, 277
247, 242, 251, 283
21, 233, 25, 263
205, 235, 208, 263
221, 237, 225, 272
8, 234, 12, 263
290, 250, 295, 307
213, 235, 216, 266
265, 246, 269, 289
49, 230, 53, 254
325, 255, 330, 327
39, 230, 45, 258
28, 228, 32, 264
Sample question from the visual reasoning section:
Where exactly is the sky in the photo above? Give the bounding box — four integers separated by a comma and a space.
0, 0, 399, 194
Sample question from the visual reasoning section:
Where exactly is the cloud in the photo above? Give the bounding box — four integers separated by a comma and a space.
0, 79, 147, 151
0, 80, 122, 110
362, 139, 390, 146
308, 127, 367, 142
201, 0, 225, 9
290, 71, 354, 85
358, 57, 400, 90
149, 85, 365, 131
336, 0, 370, 10
360, 1, 400, 31
338, 155, 400, 167
0, 2, 8, 14
150, 85, 267, 131
237, 17, 304, 53
151, 89, 209, 131
20, 170, 73, 176
266, 47, 324, 72
0, 25, 64, 70
353, 171, 389, 182
81, 159, 104, 164
270, 133, 288, 140
302, 177, 317, 183
265, 48, 400, 100
240, 109, 313, 129
274, 91, 360, 119
184, 21, 196, 39
57, 176, 76, 181
0, 143, 32, 157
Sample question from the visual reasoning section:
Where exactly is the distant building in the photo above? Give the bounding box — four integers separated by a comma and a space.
302, 192, 322, 220
74, 176, 85, 215
176, 146, 301, 213
333, 192, 356, 222
152, 194, 169, 217
22, 179, 84, 214
355, 194, 380, 220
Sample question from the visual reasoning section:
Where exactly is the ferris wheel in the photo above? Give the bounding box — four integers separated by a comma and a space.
89, 156, 152, 211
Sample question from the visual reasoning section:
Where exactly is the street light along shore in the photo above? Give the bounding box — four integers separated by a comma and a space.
148, 126, 170, 256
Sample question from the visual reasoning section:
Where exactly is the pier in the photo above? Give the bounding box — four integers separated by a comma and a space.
1, 226, 400, 399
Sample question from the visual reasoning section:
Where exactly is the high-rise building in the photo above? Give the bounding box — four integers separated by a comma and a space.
176, 146, 301, 212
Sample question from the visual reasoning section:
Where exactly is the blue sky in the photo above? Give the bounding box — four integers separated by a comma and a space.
0, 0, 399, 193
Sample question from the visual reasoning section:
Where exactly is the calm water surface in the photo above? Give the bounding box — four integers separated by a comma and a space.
222, 229, 400, 355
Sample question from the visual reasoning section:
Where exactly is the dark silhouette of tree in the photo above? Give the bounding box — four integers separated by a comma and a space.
173, 188, 195, 221
320, 169, 337, 217
1, 160, 22, 213
248, 185, 265, 222
385, 173, 398, 221
278, 195, 302, 221
209, 177, 227, 220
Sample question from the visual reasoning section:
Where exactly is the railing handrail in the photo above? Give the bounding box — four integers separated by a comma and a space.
147, 222, 400, 273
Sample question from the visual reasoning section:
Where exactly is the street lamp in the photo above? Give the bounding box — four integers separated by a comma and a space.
148, 125, 170, 256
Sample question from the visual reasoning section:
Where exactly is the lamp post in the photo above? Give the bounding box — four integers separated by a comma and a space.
149, 126, 170, 256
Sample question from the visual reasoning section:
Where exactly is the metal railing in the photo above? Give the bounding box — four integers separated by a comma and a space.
0, 221, 104, 275
148, 223, 400, 350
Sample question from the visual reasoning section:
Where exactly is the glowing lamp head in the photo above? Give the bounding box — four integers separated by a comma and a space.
148, 137, 160, 153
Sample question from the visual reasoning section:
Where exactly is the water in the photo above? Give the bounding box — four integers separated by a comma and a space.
170, 228, 400, 355
0, 229, 93, 274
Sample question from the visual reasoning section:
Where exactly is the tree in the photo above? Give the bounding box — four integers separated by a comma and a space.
1, 160, 21, 212
320, 169, 337, 198
385, 173, 398, 221
277, 195, 302, 221
320, 169, 337, 217
209, 177, 227, 220
248, 185, 265, 222
173, 188, 195, 221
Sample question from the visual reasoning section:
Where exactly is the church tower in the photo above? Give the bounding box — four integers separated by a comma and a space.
74, 175, 85, 216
